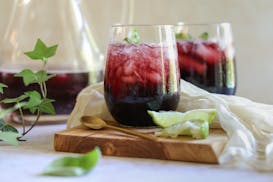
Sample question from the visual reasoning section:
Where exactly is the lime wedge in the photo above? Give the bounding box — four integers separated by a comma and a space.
155, 121, 209, 139
147, 109, 217, 128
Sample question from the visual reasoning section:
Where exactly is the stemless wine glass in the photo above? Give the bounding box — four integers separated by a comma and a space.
104, 25, 180, 127
175, 22, 237, 95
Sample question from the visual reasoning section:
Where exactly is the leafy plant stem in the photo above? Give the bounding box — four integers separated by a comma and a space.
18, 103, 26, 134
42, 82, 47, 98
21, 110, 41, 137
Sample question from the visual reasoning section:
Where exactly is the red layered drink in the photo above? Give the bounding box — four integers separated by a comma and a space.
104, 43, 180, 126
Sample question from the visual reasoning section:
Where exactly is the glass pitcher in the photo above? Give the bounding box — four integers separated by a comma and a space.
0, 0, 104, 122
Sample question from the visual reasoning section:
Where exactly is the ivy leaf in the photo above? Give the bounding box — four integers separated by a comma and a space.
199, 32, 209, 40
39, 98, 56, 115
0, 83, 7, 94
0, 119, 18, 133
1, 124, 18, 133
42, 147, 101, 176
2, 95, 28, 104
0, 119, 5, 128
124, 28, 140, 44
176, 32, 193, 40
0, 131, 21, 146
23, 91, 42, 108
36, 70, 56, 83
15, 69, 36, 86
24, 38, 58, 61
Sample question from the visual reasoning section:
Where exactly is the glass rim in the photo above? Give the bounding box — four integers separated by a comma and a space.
112, 24, 174, 28
176, 22, 231, 26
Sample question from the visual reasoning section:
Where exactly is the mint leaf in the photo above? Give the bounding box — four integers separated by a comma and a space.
42, 147, 101, 176
38, 98, 55, 115
0, 131, 21, 146
0, 83, 7, 94
15, 69, 36, 86
176, 32, 193, 40
24, 38, 58, 61
199, 32, 209, 40
124, 28, 140, 44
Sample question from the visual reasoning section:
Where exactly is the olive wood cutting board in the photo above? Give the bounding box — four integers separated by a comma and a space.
54, 125, 228, 164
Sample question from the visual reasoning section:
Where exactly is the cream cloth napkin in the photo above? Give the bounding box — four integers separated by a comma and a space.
67, 80, 273, 171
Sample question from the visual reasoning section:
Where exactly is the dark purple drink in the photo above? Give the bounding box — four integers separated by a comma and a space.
177, 40, 236, 95
0, 70, 89, 114
104, 43, 180, 127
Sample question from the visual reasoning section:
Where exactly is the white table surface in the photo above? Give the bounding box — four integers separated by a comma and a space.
1, 123, 273, 182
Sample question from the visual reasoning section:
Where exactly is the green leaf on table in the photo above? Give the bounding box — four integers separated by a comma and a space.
38, 98, 56, 115
199, 32, 209, 40
0, 83, 7, 94
24, 38, 58, 61
0, 131, 21, 146
124, 28, 140, 44
15, 69, 36, 86
175, 32, 193, 40
42, 147, 101, 176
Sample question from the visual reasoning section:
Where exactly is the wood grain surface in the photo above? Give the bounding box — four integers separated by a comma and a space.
54, 126, 228, 164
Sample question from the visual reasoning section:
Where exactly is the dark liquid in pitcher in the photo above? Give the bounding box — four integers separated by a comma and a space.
0, 70, 89, 114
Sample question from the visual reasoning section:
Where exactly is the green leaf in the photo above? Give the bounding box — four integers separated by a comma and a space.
2, 95, 28, 104
36, 70, 56, 83
0, 83, 7, 94
124, 28, 140, 44
176, 32, 193, 40
42, 147, 101, 176
0, 131, 21, 146
23, 91, 42, 108
24, 38, 58, 61
39, 98, 55, 115
0, 124, 18, 133
199, 32, 209, 40
0, 119, 5, 128
15, 69, 36, 86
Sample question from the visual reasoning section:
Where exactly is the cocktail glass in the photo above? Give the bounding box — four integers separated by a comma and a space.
176, 22, 236, 94
104, 25, 180, 127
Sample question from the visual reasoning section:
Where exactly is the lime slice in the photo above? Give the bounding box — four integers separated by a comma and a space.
147, 109, 216, 128
155, 121, 209, 139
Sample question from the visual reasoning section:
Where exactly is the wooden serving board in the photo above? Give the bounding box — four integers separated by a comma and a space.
54, 126, 228, 164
